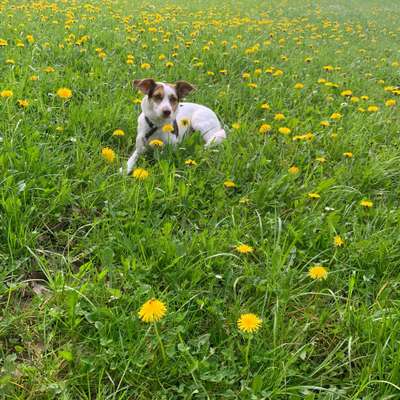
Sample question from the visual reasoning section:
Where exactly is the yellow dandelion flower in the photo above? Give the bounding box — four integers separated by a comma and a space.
149, 139, 164, 147
132, 168, 149, 180
288, 165, 299, 174
367, 105, 379, 112
320, 120, 330, 127
308, 192, 320, 199
5, 59, 15, 65
30, 75, 39, 81
138, 299, 167, 323
341, 90, 352, 97
385, 99, 396, 107
180, 118, 190, 128
101, 147, 116, 163
236, 244, 254, 254
351, 96, 360, 103
232, 123, 240, 130
361, 96, 369, 101
360, 199, 373, 208
17, 99, 29, 108
165, 61, 174, 68
334, 235, 344, 247
162, 123, 174, 133
343, 152, 353, 158
141, 63, 151, 70
294, 83, 304, 89
185, 159, 197, 166
57, 87, 72, 100
242, 72, 251, 79
112, 129, 125, 137
1, 90, 13, 98
224, 180, 236, 188
330, 112, 342, 120
237, 313, 262, 334
315, 156, 327, 163
44, 66, 55, 73
308, 265, 328, 280
278, 127, 291, 135
261, 103, 270, 110
274, 113, 285, 121
0, 39, 8, 46
259, 124, 272, 134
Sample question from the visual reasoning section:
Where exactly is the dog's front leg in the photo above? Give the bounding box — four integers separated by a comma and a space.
126, 136, 146, 175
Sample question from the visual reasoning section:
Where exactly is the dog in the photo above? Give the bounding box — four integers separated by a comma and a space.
126, 78, 226, 174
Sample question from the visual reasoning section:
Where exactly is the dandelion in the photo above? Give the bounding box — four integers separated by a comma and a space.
351, 96, 360, 103
44, 66, 55, 73
278, 127, 291, 135
315, 156, 327, 163
17, 99, 29, 108
242, 72, 251, 79
101, 147, 116, 163
294, 83, 304, 89
138, 298, 167, 362
180, 118, 190, 128
308, 192, 320, 199
30, 75, 39, 81
165, 61, 174, 68
57, 87, 73, 100
343, 152, 353, 158
5, 59, 15, 65
360, 199, 373, 208
341, 90, 352, 97
149, 139, 164, 147
138, 299, 167, 323
237, 313, 262, 334
288, 165, 299, 174
112, 129, 125, 137
259, 124, 271, 134
185, 159, 197, 166
224, 180, 236, 189
162, 123, 174, 133
232, 123, 240, 130
260, 103, 270, 110
334, 235, 344, 247
320, 120, 330, 127
330, 112, 342, 120
367, 105, 379, 112
0, 38, 8, 46
236, 244, 254, 254
308, 265, 328, 280
1, 90, 13, 98
132, 168, 149, 180
141, 63, 151, 70
274, 113, 285, 121
385, 99, 396, 107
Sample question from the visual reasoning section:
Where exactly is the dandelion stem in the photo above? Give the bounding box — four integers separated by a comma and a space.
154, 322, 166, 363
245, 335, 252, 369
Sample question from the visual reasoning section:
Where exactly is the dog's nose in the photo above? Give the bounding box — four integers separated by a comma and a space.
162, 109, 171, 117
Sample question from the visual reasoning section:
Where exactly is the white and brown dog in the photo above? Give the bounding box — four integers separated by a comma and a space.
126, 78, 226, 174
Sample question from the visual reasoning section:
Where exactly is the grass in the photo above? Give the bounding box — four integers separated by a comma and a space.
1, 0, 400, 398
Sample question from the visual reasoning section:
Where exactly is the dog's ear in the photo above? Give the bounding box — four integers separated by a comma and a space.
133, 78, 157, 95
175, 81, 195, 100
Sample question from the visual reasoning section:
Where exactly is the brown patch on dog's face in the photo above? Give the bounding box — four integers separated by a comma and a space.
166, 84, 179, 111
151, 85, 164, 103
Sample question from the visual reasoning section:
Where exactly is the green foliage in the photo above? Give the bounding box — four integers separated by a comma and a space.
1, 0, 400, 398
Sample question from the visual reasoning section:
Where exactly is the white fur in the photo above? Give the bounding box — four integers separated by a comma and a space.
126, 82, 226, 175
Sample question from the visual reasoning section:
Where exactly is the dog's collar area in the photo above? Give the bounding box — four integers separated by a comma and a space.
144, 116, 179, 140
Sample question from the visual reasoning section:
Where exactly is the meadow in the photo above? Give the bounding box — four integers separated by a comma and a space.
1, 0, 400, 398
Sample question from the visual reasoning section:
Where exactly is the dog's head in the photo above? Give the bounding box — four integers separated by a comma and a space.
133, 78, 195, 121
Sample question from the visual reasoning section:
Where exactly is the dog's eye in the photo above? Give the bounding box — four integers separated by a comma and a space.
169, 96, 177, 103
153, 94, 163, 102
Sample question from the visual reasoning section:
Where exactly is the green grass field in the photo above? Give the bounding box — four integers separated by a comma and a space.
1, 0, 400, 398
